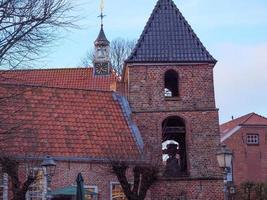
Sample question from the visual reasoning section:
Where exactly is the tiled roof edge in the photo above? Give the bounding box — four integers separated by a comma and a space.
112, 92, 144, 153
221, 126, 242, 142
12, 156, 146, 164
125, 60, 217, 64
173, 1, 216, 62
0, 67, 95, 72
126, 0, 161, 61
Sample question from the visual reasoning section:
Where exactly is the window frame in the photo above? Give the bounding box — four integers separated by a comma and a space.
246, 133, 260, 145
164, 69, 180, 99
84, 185, 98, 200
25, 168, 47, 200
110, 182, 128, 200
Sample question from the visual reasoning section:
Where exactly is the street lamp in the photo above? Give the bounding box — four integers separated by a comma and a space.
41, 156, 56, 200
216, 144, 233, 200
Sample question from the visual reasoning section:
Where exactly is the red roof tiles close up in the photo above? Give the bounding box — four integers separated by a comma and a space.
0, 68, 117, 91
0, 83, 141, 161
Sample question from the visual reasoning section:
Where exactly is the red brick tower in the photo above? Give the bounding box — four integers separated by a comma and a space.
123, 0, 223, 199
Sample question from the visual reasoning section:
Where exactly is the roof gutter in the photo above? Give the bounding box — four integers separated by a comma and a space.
125, 62, 216, 67
12, 155, 146, 165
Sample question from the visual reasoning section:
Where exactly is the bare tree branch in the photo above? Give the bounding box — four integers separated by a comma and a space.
0, 0, 77, 69
82, 37, 136, 75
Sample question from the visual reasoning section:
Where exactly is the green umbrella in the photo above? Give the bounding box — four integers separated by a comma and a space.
76, 173, 85, 200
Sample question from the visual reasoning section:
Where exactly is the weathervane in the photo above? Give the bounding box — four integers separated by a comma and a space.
98, 0, 106, 27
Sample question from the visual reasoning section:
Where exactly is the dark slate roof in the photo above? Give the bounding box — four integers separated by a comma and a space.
126, 0, 216, 64
94, 25, 110, 46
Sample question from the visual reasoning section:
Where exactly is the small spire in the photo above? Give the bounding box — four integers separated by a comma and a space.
95, 0, 109, 46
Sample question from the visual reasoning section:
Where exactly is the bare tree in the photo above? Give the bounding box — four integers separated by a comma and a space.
0, 0, 76, 69
0, 157, 39, 200
0, 0, 77, 195
110, 38, 136, 75
82, 37, 136, 75
0, 84, 43, 200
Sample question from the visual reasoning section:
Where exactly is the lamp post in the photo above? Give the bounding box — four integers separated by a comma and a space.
41, 156, 56, 200
216, 144, 233, 200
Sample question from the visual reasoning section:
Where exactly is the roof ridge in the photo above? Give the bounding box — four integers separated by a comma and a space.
0, 67, 93, 72
252, 112, 267, 120
240, 112, 256, 125
220, 112, 254, 126
0, 82, 114, 93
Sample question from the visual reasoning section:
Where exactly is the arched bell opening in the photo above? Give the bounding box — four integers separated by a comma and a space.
162, 116, 187, 176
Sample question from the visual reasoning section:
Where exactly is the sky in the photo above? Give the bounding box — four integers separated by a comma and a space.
40, 0, 267, 124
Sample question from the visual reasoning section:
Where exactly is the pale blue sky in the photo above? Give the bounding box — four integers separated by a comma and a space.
42, 0, 267, 124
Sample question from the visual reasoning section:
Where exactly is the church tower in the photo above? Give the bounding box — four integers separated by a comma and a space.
124, 0, 223, 199
93, 0, 110, 76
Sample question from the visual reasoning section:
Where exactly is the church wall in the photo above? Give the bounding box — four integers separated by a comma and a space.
150, 179, 223, 200
12, 162, 131, 200
51, 162, 126, 200
132, 111, 222, 178
127, 64, 216, 113
52, 162, 112, 197
223, 126, 267, 185
127, 64, 224, 198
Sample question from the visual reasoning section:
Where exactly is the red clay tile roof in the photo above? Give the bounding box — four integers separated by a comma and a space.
0, 83, 142, 161
220, 112, 267, 136
0, 68, 117, 91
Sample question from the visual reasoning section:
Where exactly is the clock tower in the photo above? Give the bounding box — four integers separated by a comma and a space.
93, 2, 110, 76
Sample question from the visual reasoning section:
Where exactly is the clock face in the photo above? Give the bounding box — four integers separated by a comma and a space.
94, 62, 109, 75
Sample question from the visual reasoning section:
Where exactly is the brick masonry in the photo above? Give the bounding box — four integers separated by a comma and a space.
123, 63, 224, 199
15, 162, 129, 200
150, 179, 223, 200
4, 63, 225, 200
52, 162, 118, 200
223, 126, 267, 185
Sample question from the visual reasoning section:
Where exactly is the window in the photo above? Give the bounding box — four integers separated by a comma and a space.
162, 116, 187, 177
84, 186, 98, 200
246, 134, 259, 145
164, 70, 179, 97
26, 168, 46, 200
110, 182, 127, 200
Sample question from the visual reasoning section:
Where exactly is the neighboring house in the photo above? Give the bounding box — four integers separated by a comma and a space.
220, 113, 267, 186
0, 0, 224, 199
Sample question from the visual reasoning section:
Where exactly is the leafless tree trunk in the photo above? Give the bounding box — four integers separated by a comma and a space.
112, 162, 158, 200
0, 157, 37, 200
82, 38, 136, 75
0, 0, 76, 69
